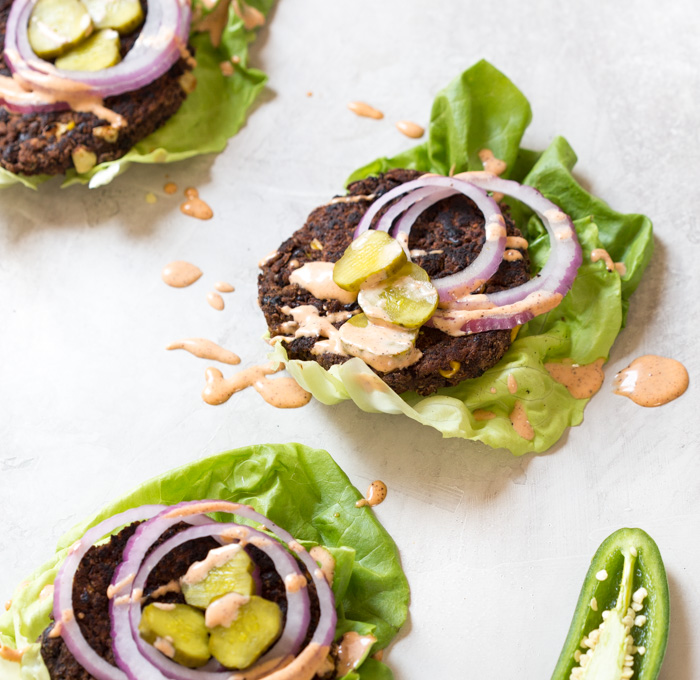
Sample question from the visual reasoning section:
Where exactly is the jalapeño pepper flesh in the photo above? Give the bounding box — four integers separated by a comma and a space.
551, 528, 669, 680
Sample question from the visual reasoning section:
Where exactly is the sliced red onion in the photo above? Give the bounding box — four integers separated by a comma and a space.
52, 505, 167, 680
2, 0, 190, 112
428, 172, 582, 334
353, 176, 507, 302
111, 522, 311, 680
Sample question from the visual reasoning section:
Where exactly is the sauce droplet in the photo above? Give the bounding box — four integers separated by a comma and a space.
215, 281, 235, 293
164, 182, 177, 195
145, 192, 157, 204
612, 355, 689, 407
181, 188, 214, 220
162, 261, 203, 288
347, 101, 384, 119
337, 633, 377, 677
545, 358, 605, 399
473, 409, 496, 421
167, 338, 241, 365
202, 363, 312, 409
509, 400, 534, 440
478, 148, 507, 176
232, 0, 266, 30
507, 373, 518, 394
355, 480, 387, 508
207, 291, 225, 311
395, 120, 424, 138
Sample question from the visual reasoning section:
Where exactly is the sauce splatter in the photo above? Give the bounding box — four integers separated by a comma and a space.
309, 546, 335, 586
161, 261, 203, 288
355, 481, 387, 508
507, 373, 518, 394
215, 281, 235, 293
181, 188, 213, 220
348, 101, 384, 119
203, 363, 311, 408
232, 0, 265, 30
207, 291, 225, 311
510, 401, 534, 440
0, 645, 25, 662
545, 358, 605, 399
591, 248, 627, 276
504, 249, 523, 261
219, 60, 234, 76
337, 633, 377, 677
396, 120, 424, 138
473, 409, 496, 421
613, 355, 689, 407
479, 148, 507, 176
164, 182, 177, 195
167, 338, 241, 365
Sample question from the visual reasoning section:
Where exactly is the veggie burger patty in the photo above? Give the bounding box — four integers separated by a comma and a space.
0, 0, 191, 176
258, 169, 531, 396
39, 523, 332, 680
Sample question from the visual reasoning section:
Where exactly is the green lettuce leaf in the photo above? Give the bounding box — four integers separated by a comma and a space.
277, 60, 653, 456
0, 0, 273, 190
0, 444, 408, 679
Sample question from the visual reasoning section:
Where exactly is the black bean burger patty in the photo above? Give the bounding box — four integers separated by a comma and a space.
258, 169, 531, 396
39, 523, 331, 680
0, 0, 191, 176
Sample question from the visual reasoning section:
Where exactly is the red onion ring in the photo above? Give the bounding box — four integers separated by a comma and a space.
427, 172, 582, 334
111, 522, 311, 680
2, 0, 190, 112
52, 505, 167, 680
352, 176, 507, 303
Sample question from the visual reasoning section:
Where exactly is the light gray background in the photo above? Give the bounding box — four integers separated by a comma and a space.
1, 1, 698, 678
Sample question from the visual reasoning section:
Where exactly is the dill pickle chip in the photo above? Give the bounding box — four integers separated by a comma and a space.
28, 0, 93, 60
208, 596, 282, 669
332, 230, 407, 292
82, 0, 144, 34
339, 313, 419, 360
139, 604, 211, 668
358, 262, 438, 328
55, 29, 121, 71
182, 548, 255, 609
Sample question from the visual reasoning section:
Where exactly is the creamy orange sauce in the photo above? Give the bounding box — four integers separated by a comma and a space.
39, 584, 54, 601
337, 632, 377, 677
339, 319, 422, 373
329, 193, 377, 205
613, 355, 689, 407
167, 338, 241, 365
503, 249, 523, 261
233, 0, 266, 30
506, 236, 529, 250
355, 480, 387, 508
507, 373, 518, 394
4, 600, 10, 611
149, 580, 181, 599
215, 281, 235, 293
194, 0, 230, 47
48, 621, 63, 638
285, 573, 308, 593
181, 188, 213, 220
161, 261, 203, 288
164, 182, 178, 195
348, 101, 384, 119
0, 644, 25, 662
396, 120, 424, 138
309, 546, 335, 586
207, 291, 225, 311
289, 262, 358, 305
258, 250, 279, 268
510, 401, 534, 440
545, 358, 605, 399
107, 573, 134, 599
203, 363, 311, 409
219, 60, 234, 76
281, 305, 347, 356
184, 545, 244, 585
154, 637, 176, 659
478, 149, 507, 176
205, 592, 250, 628
591, 248, 627, 276
473, 409, 496, 421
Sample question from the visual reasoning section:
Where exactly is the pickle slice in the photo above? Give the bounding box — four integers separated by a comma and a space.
181, 548, 255, 609
82, 0, 144, 34
55, 29, 121, 71
333, 230, 407, 292
358, 262, 438, 329
139, 604, 211, 668
28, 0, 93, 60
208, 596, 282, 669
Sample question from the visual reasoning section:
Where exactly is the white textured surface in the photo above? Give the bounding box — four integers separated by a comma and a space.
1, 1, 699, 678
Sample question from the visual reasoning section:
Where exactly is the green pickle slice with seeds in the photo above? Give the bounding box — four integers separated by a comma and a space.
208, 596, 282, 670
139, 604, 211, 668
182, 547, 255, 609
28, 0, 93, 60
82, 0, 144, 34
333, 230, 407, 292
54, 29, 121, 71
358, 261, 438, 329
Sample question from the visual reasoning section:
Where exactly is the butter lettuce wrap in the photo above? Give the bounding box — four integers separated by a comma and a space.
0, 443, 409, 679
273, 60, 653, 456
0, 0, 273, 190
